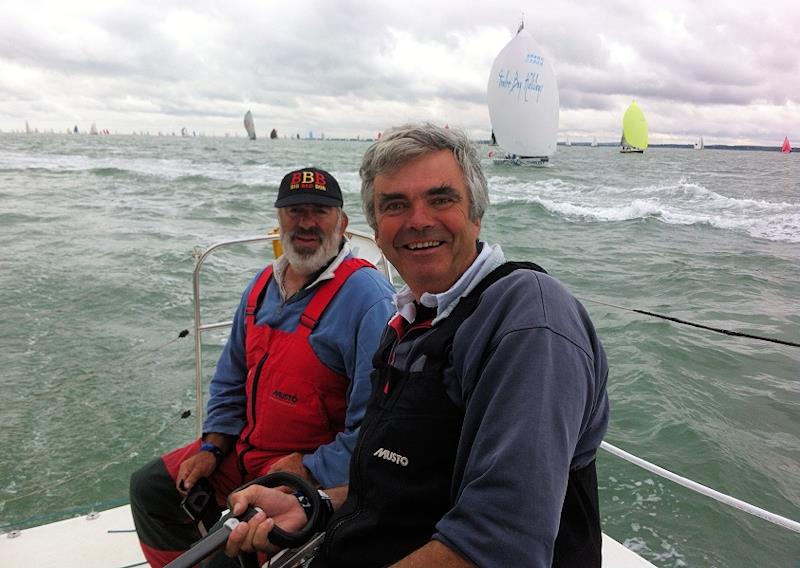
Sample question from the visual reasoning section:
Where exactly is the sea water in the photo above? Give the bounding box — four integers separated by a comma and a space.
1, 133, 798, 567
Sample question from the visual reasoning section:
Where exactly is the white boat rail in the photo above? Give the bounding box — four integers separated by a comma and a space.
601, 441, 800, 534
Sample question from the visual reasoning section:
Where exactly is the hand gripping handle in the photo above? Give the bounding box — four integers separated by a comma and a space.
234, 471, 323, 549
164, 472, 322, 568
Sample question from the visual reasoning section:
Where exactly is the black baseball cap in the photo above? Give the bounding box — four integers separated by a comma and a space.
274, 167, 344, 208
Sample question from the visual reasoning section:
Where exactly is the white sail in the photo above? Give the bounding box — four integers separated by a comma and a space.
487, 26, 559, 158
244, 110, 256, 140
89, 123, 98, 135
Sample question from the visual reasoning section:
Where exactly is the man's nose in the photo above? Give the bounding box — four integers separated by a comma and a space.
295, 209, 318, 225
406, 201, 435, 229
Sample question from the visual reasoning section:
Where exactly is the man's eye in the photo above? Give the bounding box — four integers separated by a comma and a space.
382, 202, 406, 212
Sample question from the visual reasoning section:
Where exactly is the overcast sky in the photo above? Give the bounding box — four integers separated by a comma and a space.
1, 0, 798, 145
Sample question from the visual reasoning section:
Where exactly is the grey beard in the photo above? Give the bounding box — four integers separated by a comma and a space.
281, 227, 341, 277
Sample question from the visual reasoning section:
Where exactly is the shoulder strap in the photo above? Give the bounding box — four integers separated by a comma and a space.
297, 257, 376, 338
419, 261, 546, 364
245, 265, 274, 326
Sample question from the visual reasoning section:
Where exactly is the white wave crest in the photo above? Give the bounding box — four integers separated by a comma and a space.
489, 176, 800, 243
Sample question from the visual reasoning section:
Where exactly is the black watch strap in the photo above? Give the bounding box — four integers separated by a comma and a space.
293, 489, 334, 530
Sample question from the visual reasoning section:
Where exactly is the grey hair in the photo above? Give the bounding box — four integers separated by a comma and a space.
359, 123, 489, 230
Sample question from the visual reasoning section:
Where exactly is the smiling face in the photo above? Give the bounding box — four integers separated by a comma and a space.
373, 149, 481, 299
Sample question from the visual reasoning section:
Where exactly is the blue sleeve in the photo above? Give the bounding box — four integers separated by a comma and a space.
303, 270, 395, 487
202, 274, 260, 436
433, 273, 608, 566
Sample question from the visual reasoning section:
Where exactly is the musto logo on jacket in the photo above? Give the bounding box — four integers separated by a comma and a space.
373, 447, 409, 467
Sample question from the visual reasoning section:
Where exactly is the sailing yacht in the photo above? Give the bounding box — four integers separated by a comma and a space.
244, 110, 257, 140
694, 136, 704, 150
487, 19, 559, 166
591, 137, 598, 147
781, 136, 791, 153
620, 101, 648, 153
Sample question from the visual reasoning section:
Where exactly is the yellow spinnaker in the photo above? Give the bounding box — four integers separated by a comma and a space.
622, 101, 648, 150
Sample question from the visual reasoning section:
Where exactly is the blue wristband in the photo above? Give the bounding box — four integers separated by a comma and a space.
199, 441, 225, 463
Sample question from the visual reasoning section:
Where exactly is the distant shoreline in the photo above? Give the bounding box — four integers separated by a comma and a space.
0, 131, 793, 152
548, 142, 794, 152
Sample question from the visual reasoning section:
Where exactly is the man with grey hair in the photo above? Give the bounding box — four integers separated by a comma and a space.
224, 125, 609, 567
130, 167, 395, 567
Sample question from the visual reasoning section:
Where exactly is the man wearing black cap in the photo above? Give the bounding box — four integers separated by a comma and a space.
129, 167, 396, 567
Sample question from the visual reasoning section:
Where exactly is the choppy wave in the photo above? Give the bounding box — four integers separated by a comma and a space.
489, 176, 800, 243
0, 149, 289, 187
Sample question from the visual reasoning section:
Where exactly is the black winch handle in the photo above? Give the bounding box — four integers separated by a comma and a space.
233, 471, 323, 549
164, 471, 322, 568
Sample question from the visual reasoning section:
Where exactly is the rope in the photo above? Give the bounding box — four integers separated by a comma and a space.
0, 410, 192, 507
583, 298, 800, 348
123, 329, 191, 363
600, 441, 800, 534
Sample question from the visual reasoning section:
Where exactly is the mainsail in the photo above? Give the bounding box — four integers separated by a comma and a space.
620, 101, 648, 153
244, 111, 256, 140
781, 136, 791, 153
487, 22, 559, 161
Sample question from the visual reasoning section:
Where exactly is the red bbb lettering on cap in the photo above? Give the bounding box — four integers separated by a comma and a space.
290, 172, 302, 189
315, 171, 327, 190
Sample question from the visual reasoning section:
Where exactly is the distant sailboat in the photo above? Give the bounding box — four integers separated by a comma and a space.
781, 136, 791, 153
269, 128, 278, 139
591, 137, 598, 147
487, 19, 559, 166
694, 136, 704, 150
620, 101, 648, 154
180, 127, 188, 137
90, 123, 98, 135
244, 111, 256, 140
565, 138, 572, 147
25, 121, 31, 134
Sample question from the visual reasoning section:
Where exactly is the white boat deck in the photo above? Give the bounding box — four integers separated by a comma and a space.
0, 504, 655, 567
1, 506, 145, 567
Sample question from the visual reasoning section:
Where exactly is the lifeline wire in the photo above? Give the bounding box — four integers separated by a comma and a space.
1, 410, 192, 507
2, 330, 191, 511
123, 329, 191, 364
583, 298, 800, 348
